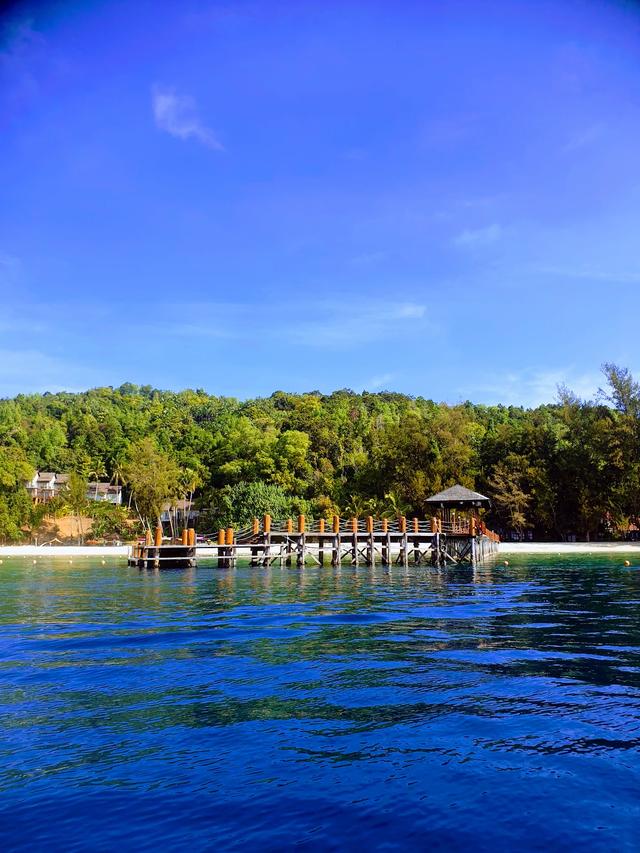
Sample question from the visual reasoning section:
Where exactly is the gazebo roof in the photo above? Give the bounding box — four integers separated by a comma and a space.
425, 484, 490, 508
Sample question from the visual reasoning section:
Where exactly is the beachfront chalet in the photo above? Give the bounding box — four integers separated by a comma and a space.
26, 472, 70, 503
26, 472, 122, 504
161, 499, 199, 527
87, 483, 123, 504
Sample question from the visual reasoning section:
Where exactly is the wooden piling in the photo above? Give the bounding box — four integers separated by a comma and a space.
332, 515, 340, 567
297, 515, 306, 567
412, 517, 420, 564
217, 529, 225, 568
263, 514, 271, 566
381, 518, 389, 566
225, 527, 234, 568
351, 517, 358, 566
286, 518, 293, 566
318, 518, 325, 566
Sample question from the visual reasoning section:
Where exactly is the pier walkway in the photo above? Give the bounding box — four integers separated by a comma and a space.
197, 515, 499, 568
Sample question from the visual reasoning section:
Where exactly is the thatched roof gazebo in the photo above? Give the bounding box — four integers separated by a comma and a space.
425, 485, 490, 525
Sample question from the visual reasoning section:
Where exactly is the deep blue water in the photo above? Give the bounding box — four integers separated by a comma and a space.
1, 554, 640, 851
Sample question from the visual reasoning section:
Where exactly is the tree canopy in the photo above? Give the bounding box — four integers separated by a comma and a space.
0, 365, 638, 541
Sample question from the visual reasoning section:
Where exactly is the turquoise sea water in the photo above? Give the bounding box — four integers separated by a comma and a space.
1, 554, 640, 850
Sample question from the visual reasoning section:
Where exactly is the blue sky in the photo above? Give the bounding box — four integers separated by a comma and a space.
1, 0, 640, 405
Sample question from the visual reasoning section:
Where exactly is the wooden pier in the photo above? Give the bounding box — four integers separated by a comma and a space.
197, 513, 499, 569
128, 485, 500, 571
128, 526, 197, 569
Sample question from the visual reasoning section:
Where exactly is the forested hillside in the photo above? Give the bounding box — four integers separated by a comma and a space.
1, 364, 639, 542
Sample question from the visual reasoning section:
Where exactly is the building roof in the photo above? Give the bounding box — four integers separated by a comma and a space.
162, 499, 197, 512
425, 484, 490, 507
88, 482, 120, 492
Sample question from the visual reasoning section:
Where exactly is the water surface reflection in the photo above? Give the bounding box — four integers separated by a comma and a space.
1, 555, 639, 850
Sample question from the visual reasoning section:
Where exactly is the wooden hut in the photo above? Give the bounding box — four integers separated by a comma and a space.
425, 484, 490, 528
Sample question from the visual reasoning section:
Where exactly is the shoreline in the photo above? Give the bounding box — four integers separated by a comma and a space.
498, 542, 640, 554
0, 542, 639, 557
0, 545, 131, 556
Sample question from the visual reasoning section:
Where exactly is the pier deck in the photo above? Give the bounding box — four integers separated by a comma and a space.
197, 516, 499, 568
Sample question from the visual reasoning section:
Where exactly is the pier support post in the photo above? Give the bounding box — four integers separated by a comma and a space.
297, 515, 306, 567
381, 518, 389, 566
318, 518, 325, 566
250, 518, 259, 566
263, 514, 271, 566
399, 516, 408, 567
332, 515, 340, 567
366, 516, 374, 567
351, 518, 358, 566
226, 527, 234, 568
217, 529, 225, 568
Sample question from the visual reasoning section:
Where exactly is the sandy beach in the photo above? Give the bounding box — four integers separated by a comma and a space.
1, 542, 639, 558
499, 542, 640, 554
0, 545, 130, 557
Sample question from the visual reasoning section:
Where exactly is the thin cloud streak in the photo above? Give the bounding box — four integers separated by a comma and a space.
461, 367, 602, 407
0, 348, 100, 397
151, 300, 428, 347
453, 223, 502, 248
152, 86, 223, 149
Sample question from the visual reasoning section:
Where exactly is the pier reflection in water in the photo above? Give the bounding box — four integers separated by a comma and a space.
1, 555, 639, 850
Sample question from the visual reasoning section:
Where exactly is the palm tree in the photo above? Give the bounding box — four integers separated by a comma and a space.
89, 462, 107, 502
179, 467, 203, 530
109, 457, 126, 505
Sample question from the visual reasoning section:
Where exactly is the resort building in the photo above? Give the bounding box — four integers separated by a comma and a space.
161, 499, 199, 528
26, 472, 122, 505
86, 483, 123, 504
26, 472, 70, 503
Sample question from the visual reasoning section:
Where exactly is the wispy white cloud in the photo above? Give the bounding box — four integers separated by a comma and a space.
453, 223, 502, 248
153, 300, 427, 348
152, 86, 223, 149
0, 251, 21, 282
561, 123, 604, 154
461, 367, 602, 408
349, 250, 388, 267
533, 264, 640, 284
291, 301, 426, 346
361, 372, 395, 391
0, 348, 99, 397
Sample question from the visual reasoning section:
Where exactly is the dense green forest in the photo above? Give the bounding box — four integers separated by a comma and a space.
0, 363, 639, 542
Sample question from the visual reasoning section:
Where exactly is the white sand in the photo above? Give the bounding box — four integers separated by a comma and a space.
0, 542, 638, 559
0, 545, 130, 557
499, 542, 640, 554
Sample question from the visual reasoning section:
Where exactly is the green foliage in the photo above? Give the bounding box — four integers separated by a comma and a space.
0, 367, 638, 540
201, 481, 310, 529
122, 437, 182, 527
87, 502, 132, 540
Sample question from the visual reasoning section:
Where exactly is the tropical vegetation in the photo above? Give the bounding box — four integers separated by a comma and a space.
0, 364, 638, 542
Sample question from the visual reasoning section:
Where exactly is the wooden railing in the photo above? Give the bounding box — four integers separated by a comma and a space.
199, 514, 500, 544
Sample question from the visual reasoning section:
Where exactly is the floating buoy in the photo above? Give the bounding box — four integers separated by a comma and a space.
32, 559, 37, 564
101, 560, 106, 565
624, 560, 631, 567
69, 560, 73, 564
504, 560, 509, 566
